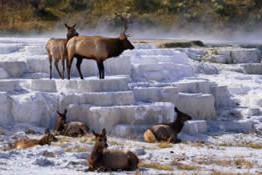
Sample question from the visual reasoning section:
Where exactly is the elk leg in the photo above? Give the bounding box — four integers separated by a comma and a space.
54, 60, 62, 79
97, 61, 105, 79
96, 61, 102, 79
76, 57, 84, 79
67, 57, 73, 80
100, 61, 105, 79
61, 58, 65, 80
49, 56, 52, 79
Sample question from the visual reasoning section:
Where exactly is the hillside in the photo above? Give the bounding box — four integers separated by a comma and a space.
0, 0, 262, 34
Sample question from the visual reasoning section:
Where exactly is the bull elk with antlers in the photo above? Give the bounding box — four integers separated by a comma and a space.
66, 15, 134, 79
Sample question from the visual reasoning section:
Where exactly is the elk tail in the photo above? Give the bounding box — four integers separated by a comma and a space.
143, 128, 158, 143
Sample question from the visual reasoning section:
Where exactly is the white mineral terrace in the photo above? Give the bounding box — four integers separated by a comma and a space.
0, 37, 262, 174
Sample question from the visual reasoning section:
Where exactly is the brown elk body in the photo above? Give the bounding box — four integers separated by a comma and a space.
46, 24, 79, 79
144, 107, 192, 143
14, 129, 57, 149
66, 18, 134, 79
87, 129, 139, 171
54, 109, 89, 137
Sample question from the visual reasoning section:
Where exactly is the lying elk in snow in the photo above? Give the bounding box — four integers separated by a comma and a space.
14, 129, 57, 149
46, 24, 79, 79
144, 107, 192, 143
66, 15, 134, 79
54, 109, 89, 137
87, 128, 139, 171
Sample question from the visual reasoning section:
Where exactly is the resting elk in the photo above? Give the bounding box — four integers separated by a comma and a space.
46, 24, 79, 79
54, 109, 89, 137
14, 128, 57, 149
87, 128, 139, 171
66, 16, 134, 79
144, 107, 192, 143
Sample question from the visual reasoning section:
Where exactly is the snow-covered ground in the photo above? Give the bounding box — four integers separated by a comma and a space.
0, 37, 262, 174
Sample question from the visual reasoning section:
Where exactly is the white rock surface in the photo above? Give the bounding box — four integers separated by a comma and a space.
172, 79, 211, 94
0, 68, 9, 78
241, 63, 262, 74
0, 80, 22, 92
182, 120, 207, 134
134, 86, 177, 103
0, 93, 13, 126
0, 43, 22, 54
184, 47, 261, 64
217, 120, 254, 133
11, 92, 59, 128
56, 76, 130, 93
30, 79, 57, 92
59, 91, 135, 110
0, 61, 28, 77
67, 102, 175, 133
175, 93, 215, 120
210, 86, 232, 108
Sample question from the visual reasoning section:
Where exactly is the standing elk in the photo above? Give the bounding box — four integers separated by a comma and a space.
54, 109, 89, 137
46, 24, 79, 79
66, 16, 134, 79
14, 128, 57, 149
87, 128, 139, 171
144, 107, 192, 143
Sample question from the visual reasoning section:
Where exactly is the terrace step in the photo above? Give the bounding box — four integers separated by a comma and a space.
0, 79, 23, 92
0, 61, 28, 77
59, 91, 135, 109
67, 102, 175, 134
26, 55, 131, 78
29, 76, 130, 93
131, 63, 194, 82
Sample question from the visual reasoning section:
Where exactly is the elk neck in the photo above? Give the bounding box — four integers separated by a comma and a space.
170, 116, 184, 133
107, 38, 125, 58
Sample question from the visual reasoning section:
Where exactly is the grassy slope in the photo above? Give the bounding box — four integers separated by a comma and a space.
0, 0, 261, 34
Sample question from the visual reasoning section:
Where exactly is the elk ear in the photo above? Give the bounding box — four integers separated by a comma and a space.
92, 130, 98, 137
56, 111, 62, 116
102, 128, 106, 136
64, 23, 70, 29
72, 24, 76, 28
174, 107, 179, 113
45, 128, 50, 135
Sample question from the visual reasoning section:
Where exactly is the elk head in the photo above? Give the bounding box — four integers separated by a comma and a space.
65, 23, 79, 40
43, 128, 58, 144
93, 128, 108, 150
175, 107, 192, 122
56, 109, 67, 121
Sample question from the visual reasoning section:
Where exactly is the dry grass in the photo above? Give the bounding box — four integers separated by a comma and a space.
235, 159, 253, 168
57, 137, 70, 143
209, 171, 239, 175
139, 162, 173, 171
209, 171, 252, 175
171, 160, 200, 170
0, 130, 4, 135
65, 147, 89, 153
247, 143, 262, 149
42, 152, 56, 158
197, 158, 253, 169
157, 143, 173, 149
25, 129, 36, 135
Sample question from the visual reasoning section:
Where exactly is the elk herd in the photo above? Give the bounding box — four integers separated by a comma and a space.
12, 16, 193, 172
46, 15, 134, 80
13, 106, 192, 172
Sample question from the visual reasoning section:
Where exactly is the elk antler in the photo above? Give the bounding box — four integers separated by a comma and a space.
115, 12, 130, 37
